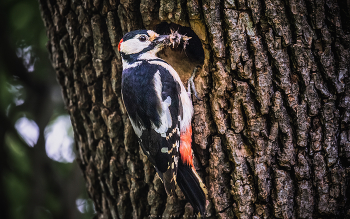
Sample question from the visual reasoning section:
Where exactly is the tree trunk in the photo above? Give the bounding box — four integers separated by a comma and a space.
39, 0, 350, 218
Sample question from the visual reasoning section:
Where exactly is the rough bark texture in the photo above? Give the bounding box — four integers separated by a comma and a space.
39, 0, 350, 218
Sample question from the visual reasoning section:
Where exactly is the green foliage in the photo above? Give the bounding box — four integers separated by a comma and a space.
0, 71, 13, 112
10, 2, 35, 30
4, 134, 31, 219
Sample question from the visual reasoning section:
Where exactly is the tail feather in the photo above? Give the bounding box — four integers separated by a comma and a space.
177, 161, 207, 216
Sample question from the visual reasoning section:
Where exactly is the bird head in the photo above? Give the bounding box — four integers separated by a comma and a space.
118, 30, 167, 62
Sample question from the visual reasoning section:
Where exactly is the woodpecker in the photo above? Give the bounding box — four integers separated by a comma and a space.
118, 30, 207, 215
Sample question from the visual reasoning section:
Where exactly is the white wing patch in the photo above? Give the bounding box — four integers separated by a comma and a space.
149, 60, 193, 133
152, 71, 172, 137
161, 147, 168, 153
154, 70, 162, 100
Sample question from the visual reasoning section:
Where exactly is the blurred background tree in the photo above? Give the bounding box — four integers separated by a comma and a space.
0, 0, 95, 218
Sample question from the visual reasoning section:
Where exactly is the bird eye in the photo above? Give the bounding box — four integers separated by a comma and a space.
139, 35, 147, 42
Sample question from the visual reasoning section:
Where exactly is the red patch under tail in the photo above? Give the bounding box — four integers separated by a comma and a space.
180, 126, 193, 166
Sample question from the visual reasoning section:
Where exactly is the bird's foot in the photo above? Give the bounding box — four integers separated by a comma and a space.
187, 66, 202, 101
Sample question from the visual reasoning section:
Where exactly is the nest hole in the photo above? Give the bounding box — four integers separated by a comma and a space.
155, 22, 205, 83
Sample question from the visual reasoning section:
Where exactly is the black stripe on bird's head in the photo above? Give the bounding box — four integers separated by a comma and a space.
118, 30, 168, 62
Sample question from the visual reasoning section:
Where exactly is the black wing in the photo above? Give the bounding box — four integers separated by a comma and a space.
122, 61, 181, 194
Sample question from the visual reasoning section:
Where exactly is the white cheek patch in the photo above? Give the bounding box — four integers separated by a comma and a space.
120, 38, 151, 55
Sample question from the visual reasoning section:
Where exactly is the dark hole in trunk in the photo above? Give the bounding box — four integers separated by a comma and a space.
155, 22, 205, 83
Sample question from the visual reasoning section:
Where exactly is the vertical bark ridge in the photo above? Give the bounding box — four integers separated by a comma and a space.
208, 137, 233, 218
226, 131, 255, 218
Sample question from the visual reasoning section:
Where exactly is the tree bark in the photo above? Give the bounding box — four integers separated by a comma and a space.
39, 0, 350, 218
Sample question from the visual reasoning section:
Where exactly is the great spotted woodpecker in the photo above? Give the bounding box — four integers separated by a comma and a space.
118, 30, 207, 215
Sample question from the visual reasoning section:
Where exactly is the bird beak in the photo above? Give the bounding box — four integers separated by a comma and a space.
152, 35, 168, 45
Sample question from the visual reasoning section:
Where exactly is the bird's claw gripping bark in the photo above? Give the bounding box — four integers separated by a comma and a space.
188, 66, 202, 101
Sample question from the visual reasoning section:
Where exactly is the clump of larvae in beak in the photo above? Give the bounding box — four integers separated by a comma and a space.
164, 30, 192, 49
